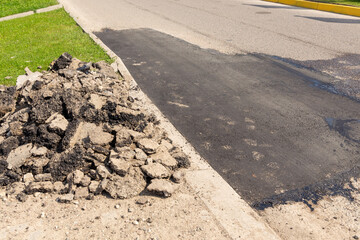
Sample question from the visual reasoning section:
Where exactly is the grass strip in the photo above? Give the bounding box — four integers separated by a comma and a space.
0, 8, 112, 85
311, 0, 360, 7
0, 0, 59, 18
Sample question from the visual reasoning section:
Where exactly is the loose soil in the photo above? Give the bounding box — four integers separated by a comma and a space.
0, 183, 229, 240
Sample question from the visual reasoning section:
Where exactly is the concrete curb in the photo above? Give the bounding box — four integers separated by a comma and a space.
0, 4, 62, 22
0, 11, 33, 22
35, 4, 63, 14
59, 1, 282, 239
263, 0, 360, 17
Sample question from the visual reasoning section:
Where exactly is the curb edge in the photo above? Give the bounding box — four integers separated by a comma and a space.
263, 0, 360, 17
0, 4, 62, 22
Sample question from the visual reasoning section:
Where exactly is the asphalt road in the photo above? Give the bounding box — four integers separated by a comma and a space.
60, 0, 360, 206
60, 0, 360, 59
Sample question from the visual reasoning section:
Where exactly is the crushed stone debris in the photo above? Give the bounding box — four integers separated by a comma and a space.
0, 53, 190, 202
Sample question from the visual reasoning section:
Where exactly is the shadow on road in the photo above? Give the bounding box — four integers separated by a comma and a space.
295, 15, 360, 24
243, 3, 305, 9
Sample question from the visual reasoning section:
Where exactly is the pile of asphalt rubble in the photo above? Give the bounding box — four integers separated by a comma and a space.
0, 53, 190, 203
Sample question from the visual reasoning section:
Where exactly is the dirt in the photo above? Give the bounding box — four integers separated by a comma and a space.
260, 178, 360, 240
0, 183, 229, 240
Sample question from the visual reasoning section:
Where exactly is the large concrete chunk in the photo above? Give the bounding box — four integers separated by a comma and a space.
46, 113, 69, 133
88, 181, 99, 193
146, 179, 179, 197
16, 71, 42, 90
9, 121, 23, 136
109, 150, 131, 176
30, 146, 48, 157
114, 147, 135, 160
23, 173, 34, 185
134, 148, 147, 161
57, 194, 74, 203
26, 181, 54, 194
137, 138, 159, 154
75, 187, 89, 199
93, 61, 118, 79
151, 150, 178, 169
88, 124, 114, 146
115, 129, 132, 147
89, 94, 107, 109
6, 143, 33, 169
97, 165, 110, 179
73, 170, 84, 185
141, 163, 170, 179
105, 168, 147, 199
34, 173, 52, 182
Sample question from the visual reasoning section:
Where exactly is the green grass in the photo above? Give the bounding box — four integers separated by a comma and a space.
0, 9, 112, 85
312, 0, 360, 7
0, 0, 59, 18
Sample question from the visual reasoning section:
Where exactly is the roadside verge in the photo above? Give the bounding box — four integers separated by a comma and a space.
59, 0, 281, 239
263, 0, 360, 17
0, 8, 112, 85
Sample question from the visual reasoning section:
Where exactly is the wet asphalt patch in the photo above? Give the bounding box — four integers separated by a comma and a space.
95, 28, 360, 207
271, 53, 360, 102
325, 118, 360, 143
253, 164, 360, 211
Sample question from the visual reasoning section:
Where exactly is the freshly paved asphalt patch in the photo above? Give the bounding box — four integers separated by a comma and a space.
95, 28, 360, 206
